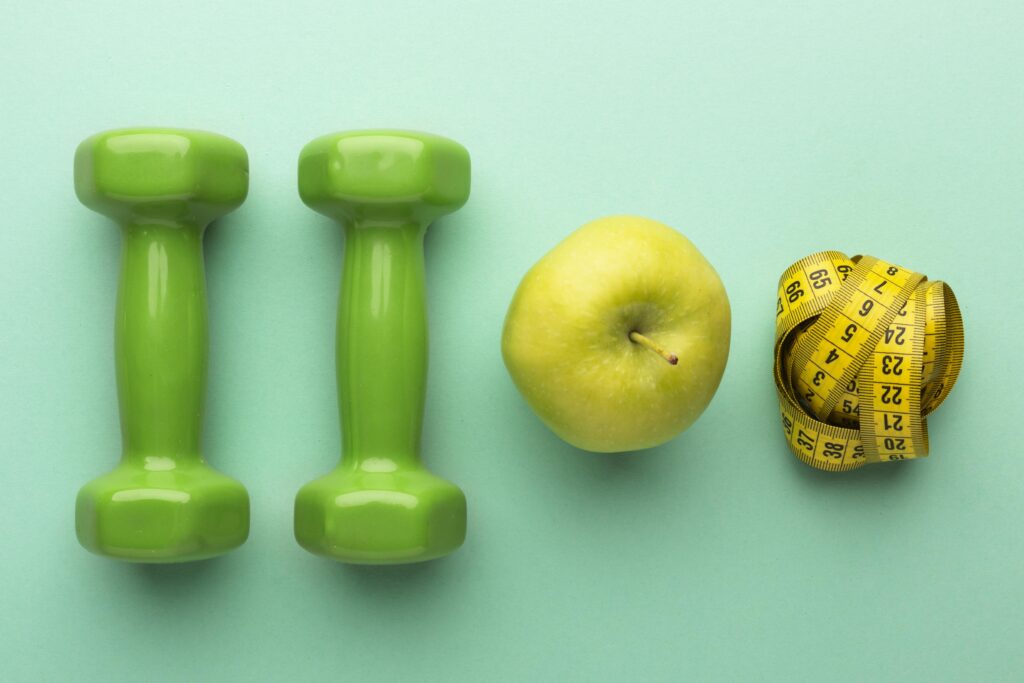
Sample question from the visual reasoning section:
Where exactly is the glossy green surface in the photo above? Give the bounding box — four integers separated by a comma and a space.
295, 131, 470, 563
74, 129, 250, 562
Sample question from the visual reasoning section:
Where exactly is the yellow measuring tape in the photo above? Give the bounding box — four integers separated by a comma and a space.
774, 252, 964, 471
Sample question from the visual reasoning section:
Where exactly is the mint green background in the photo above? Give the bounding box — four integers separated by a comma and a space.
1, 1, 1022, 681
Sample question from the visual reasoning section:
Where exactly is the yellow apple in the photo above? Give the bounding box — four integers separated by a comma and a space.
501, 215, 731, 452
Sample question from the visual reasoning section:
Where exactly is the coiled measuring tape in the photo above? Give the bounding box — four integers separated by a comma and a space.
774, 251, 964, 471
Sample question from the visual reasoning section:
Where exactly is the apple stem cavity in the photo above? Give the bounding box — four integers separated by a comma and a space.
628, 331, 678, 365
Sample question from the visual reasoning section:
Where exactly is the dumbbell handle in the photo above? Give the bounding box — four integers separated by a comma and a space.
116, 221, 207, 463
337, 220, 427, 469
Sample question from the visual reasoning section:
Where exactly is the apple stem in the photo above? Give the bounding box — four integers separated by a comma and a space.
628, 331, 678, 365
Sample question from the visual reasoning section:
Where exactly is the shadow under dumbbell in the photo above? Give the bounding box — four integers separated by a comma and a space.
133, 556, 228, 584
315, 555, 449, 598
96, 555, 236, 607
344, 560, 438, 580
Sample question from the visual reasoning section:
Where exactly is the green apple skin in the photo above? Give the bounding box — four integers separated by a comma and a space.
501, 215, 731, 453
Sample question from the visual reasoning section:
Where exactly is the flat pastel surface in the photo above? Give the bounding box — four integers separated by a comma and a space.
1, 2, 1021, 681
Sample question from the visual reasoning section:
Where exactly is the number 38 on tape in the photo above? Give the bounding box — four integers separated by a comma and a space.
774, 251, 964, 472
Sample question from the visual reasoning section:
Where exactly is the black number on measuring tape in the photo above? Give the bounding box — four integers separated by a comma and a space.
847, 378, 857, 392
881, 355, 904, 376
822, 441, 845, 459
786, 281, 804, 303
825, 348, 839, 364
809, 269, 832, 289
796, 429, 815, 452
852, 444, 865, 459
842, 399, 859, 415
880, 385, 903, 405
884, 326, 906, 345
858, 299, 874, 317
837, 264, 853, 280
883, 437, 906, 451
886, 266, 899, 276
782, 414, 793, 437
812, 370, 825, 386
873, 280, 887, 296
883, 413, 903, 431
776, 297, 784, 317
840, 323, 858, 343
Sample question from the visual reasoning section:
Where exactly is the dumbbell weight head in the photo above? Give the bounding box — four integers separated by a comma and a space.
75, 128, 248, 225
294, 468, 467, 564
74, 129, 249, 562
298, 129, 470, 223
76, 464, 250, 562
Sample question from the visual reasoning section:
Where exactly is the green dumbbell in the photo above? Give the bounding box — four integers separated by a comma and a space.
295, 130, 470, 564
74, 128, 250, 562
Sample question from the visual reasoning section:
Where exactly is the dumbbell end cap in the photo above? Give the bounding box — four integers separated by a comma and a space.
294, 468, 466, 564
75, 128, 248, 225
298, 130, 470, 224
75, 463, 250, 563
